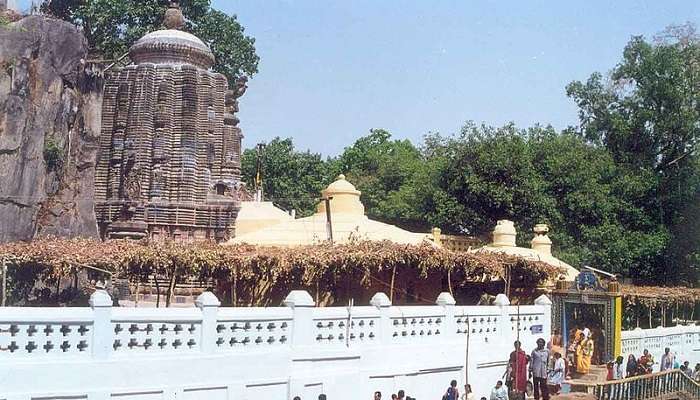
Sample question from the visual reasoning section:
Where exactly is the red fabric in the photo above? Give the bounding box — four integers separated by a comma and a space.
606, 364, 614, 380
510, 350, 529, 392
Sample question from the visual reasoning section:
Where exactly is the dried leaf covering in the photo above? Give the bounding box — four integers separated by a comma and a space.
621, 284, 700, 306
0, 238, 562, 287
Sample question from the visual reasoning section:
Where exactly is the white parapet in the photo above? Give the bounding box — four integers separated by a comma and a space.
621, 325, 700, 369
0, 290, 554, 400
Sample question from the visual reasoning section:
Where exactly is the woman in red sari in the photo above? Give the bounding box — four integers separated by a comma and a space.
508, 340, 530, 398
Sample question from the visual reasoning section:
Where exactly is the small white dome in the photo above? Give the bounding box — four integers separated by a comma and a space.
323, 174, 360, 196
129, 29, 215, 69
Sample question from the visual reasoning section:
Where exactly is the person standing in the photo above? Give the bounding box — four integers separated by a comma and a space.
660, 348, 675, 371
490, 381, 509, 400
508, 341, 529, 399
613, 356, 625, 380
547, 352, 565, 395
693, 363, 700, 382
444, 380, 459, 400
567, 327, 581, 376
460, 384, 474, 400
530, 338, 550, 400
638, 349, 654, 374
576, 332, 594, 374
626, 354, 638, 378
683, 361, 692, 377
374, 391, 382, 400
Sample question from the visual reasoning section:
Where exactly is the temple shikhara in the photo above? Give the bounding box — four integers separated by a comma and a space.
94, 4, 245, 242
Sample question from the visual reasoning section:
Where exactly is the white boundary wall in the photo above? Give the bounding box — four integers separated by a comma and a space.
0, 290, 553, 400
621, 325, 700, 369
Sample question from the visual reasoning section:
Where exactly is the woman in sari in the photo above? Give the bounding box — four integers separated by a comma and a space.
508, 340, 529, 398
567, 328, 581, 375
576, 332, 594, 374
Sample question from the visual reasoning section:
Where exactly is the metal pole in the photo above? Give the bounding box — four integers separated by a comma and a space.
1, 259, 6, 307
465, 313, 470, 384
346, 298, 353, 348
324, 197, 333, 244
255, 143, 265, 202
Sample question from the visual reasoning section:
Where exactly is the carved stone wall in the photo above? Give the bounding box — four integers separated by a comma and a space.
95, 64, 242, 241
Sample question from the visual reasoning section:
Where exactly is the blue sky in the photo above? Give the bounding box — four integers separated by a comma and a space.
16, 1, 700, 155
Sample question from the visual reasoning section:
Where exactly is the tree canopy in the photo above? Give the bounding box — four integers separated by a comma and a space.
240, 138, 335, 217
242, 25, 698, 286
42, 0, 259, 82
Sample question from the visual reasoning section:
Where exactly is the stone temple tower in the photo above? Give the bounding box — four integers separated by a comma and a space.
95, 3, 244, 242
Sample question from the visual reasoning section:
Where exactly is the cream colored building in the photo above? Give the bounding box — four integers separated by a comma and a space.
472, 219, 580, 281
227, 175, 431, 246
234, 201, 294, 237
229, 176, 579, 281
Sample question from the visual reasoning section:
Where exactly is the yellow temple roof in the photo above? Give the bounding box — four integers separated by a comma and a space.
227, 175, 431, 246
471, 220, 580, 281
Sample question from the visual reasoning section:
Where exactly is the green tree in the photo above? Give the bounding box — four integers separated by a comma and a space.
241, 138, 335, 217
530, 129, 669, 279
390, 122, 672, 282
42, 0, 259, 81
566, 23, 699, 284
406, 123, 558, 238
336, 129, 424, 229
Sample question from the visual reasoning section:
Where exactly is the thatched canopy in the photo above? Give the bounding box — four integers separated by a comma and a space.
0, 238, 561, 285
621, 284, 700, 306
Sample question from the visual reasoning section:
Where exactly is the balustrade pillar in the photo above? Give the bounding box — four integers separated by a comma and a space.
436, 292, 457, 341
370, 292, 392, 345
534, 294, 553, 340
196, 291, 221, 354
90, 288, 113, 360
494, 294, 512, 350
283, 290, 315, 347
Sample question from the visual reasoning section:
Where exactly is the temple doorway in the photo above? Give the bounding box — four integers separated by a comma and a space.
563, 302, 607, 365
551, 271, 623, 365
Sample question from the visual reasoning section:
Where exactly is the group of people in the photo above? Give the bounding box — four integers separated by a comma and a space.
439, 380, 502, 400
301, 345, 700, 400
373, 389, 418, 400
613, 347, 700, 381
505, 338, 562, 400
562, 326, 595, 377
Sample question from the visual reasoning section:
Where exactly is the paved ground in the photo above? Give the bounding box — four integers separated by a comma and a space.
566, 365, 609, 384
551, 393, 596, 400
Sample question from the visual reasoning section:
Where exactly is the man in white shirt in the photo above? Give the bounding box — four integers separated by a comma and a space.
660, 348, 675, 371
490, 381, 509, 400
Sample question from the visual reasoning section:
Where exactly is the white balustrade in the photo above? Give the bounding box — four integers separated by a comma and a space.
621, 325, 700, 369
0, 289, 554, 400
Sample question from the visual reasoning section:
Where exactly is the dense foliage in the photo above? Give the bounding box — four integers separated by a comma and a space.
241, 138, 337, 217
42, 0, 259, 81
245, 27, 698, 286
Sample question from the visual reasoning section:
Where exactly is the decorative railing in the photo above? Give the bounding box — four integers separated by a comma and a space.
593, 369, 700, 400
427, 228, 481, 252
0, 290, 552, 400
621, 326, 700, 369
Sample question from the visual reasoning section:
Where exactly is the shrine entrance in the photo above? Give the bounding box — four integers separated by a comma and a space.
563, 302, 607, 364
552, 270, 622, 364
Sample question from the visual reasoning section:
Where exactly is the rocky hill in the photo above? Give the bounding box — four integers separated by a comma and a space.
0, 15, 103, 242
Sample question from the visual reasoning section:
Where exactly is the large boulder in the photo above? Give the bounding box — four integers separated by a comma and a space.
0, 15, 103, 242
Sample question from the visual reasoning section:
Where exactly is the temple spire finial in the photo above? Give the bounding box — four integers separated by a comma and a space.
164, 1, 186, 30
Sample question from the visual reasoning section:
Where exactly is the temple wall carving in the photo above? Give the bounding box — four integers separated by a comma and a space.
95, 40, 243, 242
